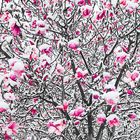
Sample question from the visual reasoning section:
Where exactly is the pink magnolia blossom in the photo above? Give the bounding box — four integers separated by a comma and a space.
102, 72, 111, 83
128, 113, 137, 121
88, 90, 100, 100
107, 114, 120, 127
126, 89, 134, 95
4, 132, 12, 140
126, 70, 139, 81
76, 0, 91, 6
4, 93, 16, 101
11, 23, 21, 36
68, 38, 79, 50
9, 74, 17, 82
0, 99, 9, 113
30, 108, 37, 115
47, 119, 66, 135
69, 106, 85, 119
116, 52, 128, 65
103, 91, 120, 106
92, 92, 100, 100
96, 113, 106, 125
39, 44, 52, 55
111, 105, 121, 113
3, 122, 18, 137
124, 70, 140, 87
5, 0, 11, 2
75, 30, 81, 36
96, 10, 106, 20
75, 68, 88, 79
55, 64, 65, 75
76, 0, 86, 6
56, 100, 70, 112
81, 5, 92, 18
74, 120, 80, 125
120, 0, 127, 6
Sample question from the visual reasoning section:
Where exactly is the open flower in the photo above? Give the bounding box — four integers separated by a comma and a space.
3, 122, 18, 137
56, 100, 70, 112
55, 64, 65, 75
11, 23, 21, 36
116, 52, 128, 65
68, 38, 79, 50
96, 113, 106, 125
69, 106, 85, 119
103, 91, 120, 106
81, 5, 92, 18
47, 119, 66, 135
75, 68, 88, 79
107, 114, 120, 127
124, 70, 140, 87
128, 113, 137, 121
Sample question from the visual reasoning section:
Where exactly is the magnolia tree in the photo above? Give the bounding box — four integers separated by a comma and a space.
0, 0, 140, 139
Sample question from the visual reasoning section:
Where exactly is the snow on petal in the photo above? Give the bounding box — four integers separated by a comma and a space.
107, 114, 120, 127
103, 91, 120, 106
96, 113, 106, 125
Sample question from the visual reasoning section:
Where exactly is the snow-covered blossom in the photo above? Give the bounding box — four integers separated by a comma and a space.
103, 91, 120, 106
39, 44, 52, 55
56, 100, 70, 111
96, 10, 106, 20
11, 23, 21, 36
70, 106, 85, 119
102, 72, 111, 83
4, 93, 16, 101
11, 61, 25, 78
68, 38, 79, 50
81, 5, 92, 18
96, 113, 106, 125
128, 113, 137, 121
75, 68, 88, 79
107, 114, 120, 127
124, 70, 140, 87
88, 90, 100, 100
0, 99, 9, 112
116, 52, 129, 65
47, 119, 66, 135
2, 122, 18, 140
55, 64, 65, 75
